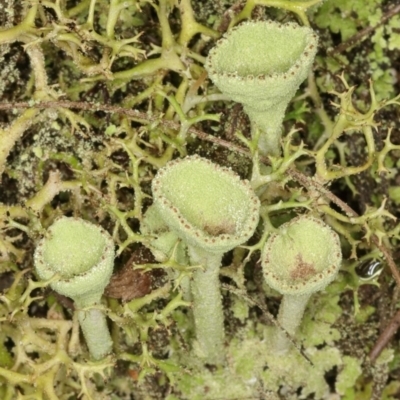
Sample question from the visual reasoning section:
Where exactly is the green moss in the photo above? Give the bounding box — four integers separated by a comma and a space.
261, 326, 342, 398
336, 356, 362, 396
315, 0, 381, 41
231, 296, 249, 322
300, 291, 342, 347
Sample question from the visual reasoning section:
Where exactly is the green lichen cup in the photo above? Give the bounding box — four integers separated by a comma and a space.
261, 215, 342, 352
34, 217, 115, 360
205, 20, 318, 156
152, 155, 260, 363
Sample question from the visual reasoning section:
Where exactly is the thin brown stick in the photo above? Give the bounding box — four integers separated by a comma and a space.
1, 100, 399, 286
289, 168, 400, 287
216, 0, 246, 33
377, 244, 400, 288
369, 308, 400, 362
329, 4, 400, 55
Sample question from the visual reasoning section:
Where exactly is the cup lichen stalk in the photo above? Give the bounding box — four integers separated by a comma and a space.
34, 217, 115, 360
261, 215, 342, 352
205, 20, 318, 156
150, 155, 260, 363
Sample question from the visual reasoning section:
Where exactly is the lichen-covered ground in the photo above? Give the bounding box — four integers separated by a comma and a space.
1, 1, 400, 399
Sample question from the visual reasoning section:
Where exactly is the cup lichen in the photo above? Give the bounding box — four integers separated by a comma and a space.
261, 215, 342, 352
205, 20, 318, 156
34, 217, 115, 360
151, 155, 260, 363
0, 0, 396, 397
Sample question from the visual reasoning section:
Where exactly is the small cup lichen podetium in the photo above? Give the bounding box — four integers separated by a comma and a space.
261, 216, 342, 353
34, 217, 115, 360
205, 20, 318, 156
152, 155, 260, 363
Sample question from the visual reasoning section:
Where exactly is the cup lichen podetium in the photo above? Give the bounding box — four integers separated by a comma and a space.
261, 215, 342, 353
151, 155, 260, 363
205, 20, 318, 156
34, 217, 115, 360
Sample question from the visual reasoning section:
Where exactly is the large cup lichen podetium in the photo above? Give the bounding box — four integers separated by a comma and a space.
34, 217, 114, 360
261, 216, 342, 353
205, 20, 318, 156
152, 156, 260, 363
